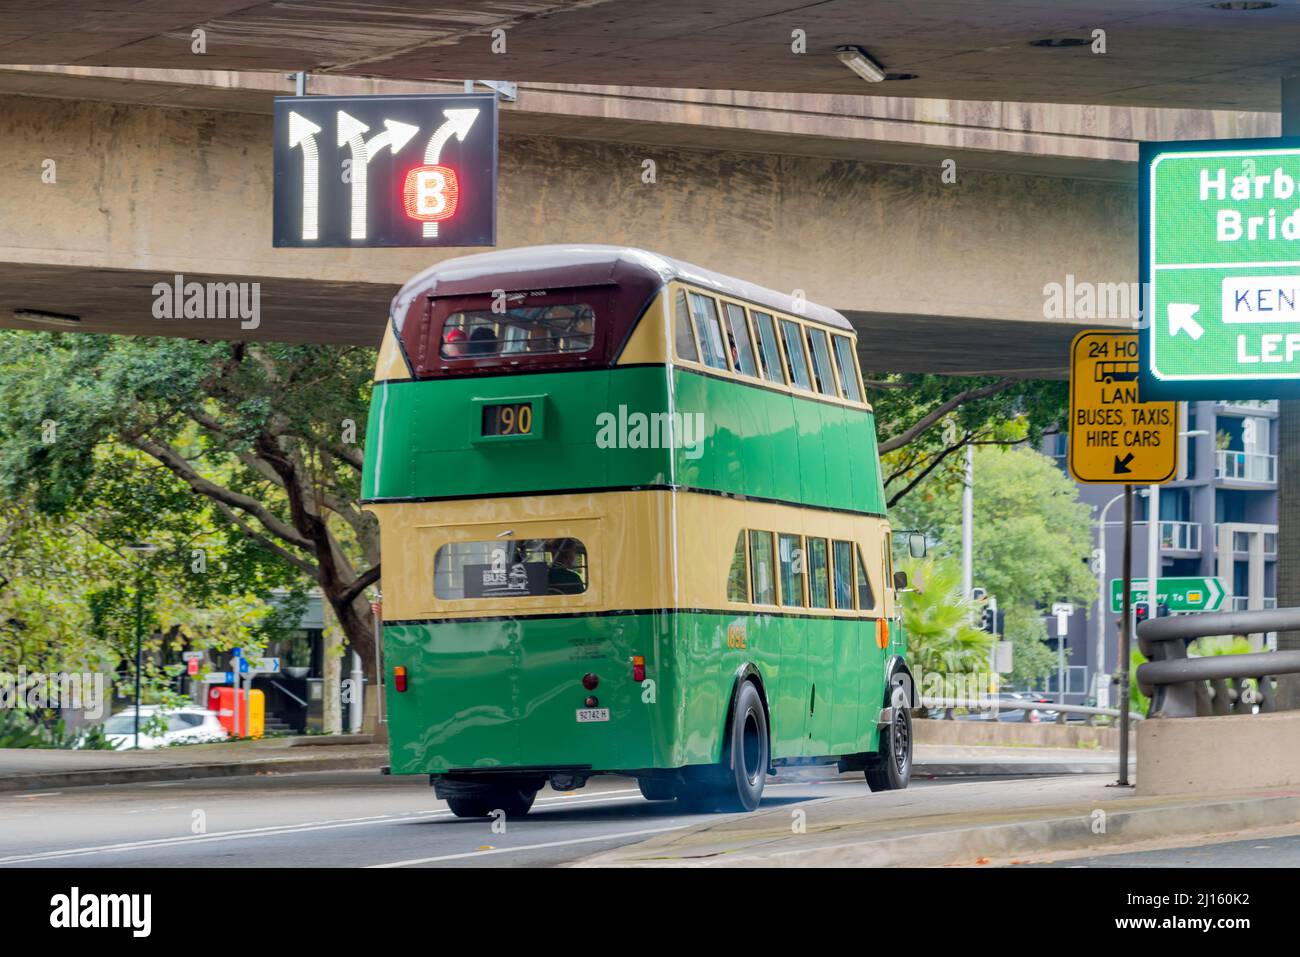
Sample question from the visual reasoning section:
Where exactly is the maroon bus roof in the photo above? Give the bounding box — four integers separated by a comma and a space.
389, 245, 853, 333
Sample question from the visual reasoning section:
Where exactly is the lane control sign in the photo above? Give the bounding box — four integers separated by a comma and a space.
1140, 136, 1300, 399
273, 93, 497, 248
1069, 330, 1177, 484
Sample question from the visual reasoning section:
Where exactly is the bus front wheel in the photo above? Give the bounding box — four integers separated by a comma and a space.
865, 706, 912, 792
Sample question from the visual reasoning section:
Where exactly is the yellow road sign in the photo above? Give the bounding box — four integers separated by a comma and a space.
1069, 331, 1177, 484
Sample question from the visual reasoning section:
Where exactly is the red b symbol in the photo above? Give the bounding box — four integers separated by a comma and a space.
403, 165, 459, 222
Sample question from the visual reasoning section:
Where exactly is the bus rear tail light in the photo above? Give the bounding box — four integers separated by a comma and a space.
394, 666, 408, 692
632, 656, 646, 682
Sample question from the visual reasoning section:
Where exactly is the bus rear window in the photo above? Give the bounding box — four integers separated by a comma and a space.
434, 538, 588, 599
440, 304, 595, 359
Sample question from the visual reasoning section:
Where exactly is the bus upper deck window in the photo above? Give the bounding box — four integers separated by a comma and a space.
751, 311, 786, 384
688, 292, 729, 371
724, 303, 759, 378
674, 290, 699, 362
440, 304, 595, 360
832, 334, 863, 402
779, 319, 813, 391
806, 327, 838, 396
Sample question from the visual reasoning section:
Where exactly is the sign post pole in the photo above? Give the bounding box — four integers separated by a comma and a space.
1117, 487, 1134, 788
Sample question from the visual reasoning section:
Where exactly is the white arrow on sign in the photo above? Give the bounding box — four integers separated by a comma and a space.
1206, 577, 1222, 610
287, 111, 322, 241
1168, 303, 1204, 340
337, 111, 421, 240
422, 109, 480, 238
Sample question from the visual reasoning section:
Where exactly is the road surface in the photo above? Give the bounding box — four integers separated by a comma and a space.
0, 767, 960, 868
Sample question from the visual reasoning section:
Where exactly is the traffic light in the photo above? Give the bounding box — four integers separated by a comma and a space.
1156, 602, 1170, 618
1134, 601, 1150, 625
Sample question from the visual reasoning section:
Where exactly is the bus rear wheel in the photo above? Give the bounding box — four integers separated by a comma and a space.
865, 706, 912, 792
677, 680, 769, 812
445, 785, 538, 819
637, 777, 677, 802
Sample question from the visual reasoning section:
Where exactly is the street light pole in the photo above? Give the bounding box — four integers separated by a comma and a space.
1095, 491, 1126, 680
133, 565, 143, 751
961, 444, 973, 599
124, 542, 158, 750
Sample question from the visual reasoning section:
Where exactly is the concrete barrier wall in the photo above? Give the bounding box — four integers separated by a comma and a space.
914, 717, 1128, 750
1137, 709, 1300, 796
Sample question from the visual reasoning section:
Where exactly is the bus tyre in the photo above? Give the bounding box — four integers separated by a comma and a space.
446, 786, 538, 819
678, 681, 769, 812
865, 706, 912, 792
637, 777, 677, 802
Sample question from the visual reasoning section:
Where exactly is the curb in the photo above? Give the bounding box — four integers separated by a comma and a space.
913, 760, 1132, 777
0, 753, 386, 792
583, 791, 1300, 867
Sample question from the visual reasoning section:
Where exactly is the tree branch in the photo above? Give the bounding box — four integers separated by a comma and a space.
877, 377, 1018, 455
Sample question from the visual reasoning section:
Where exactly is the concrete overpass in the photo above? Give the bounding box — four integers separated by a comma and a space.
0, 66, 1276, 375
2, 0, 1299, 110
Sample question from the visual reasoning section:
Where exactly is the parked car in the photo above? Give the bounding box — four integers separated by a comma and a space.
100, 706, 229, 750
954, 692, 1059, 723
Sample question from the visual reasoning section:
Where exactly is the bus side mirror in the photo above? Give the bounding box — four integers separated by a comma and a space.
908, 533, 926, 559
893, 570, 909, 591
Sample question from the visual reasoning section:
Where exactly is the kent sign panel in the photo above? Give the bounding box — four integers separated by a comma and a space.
273, 93, 497, 248
1069, 331, 1177, 484
1141, 136, 1300, 399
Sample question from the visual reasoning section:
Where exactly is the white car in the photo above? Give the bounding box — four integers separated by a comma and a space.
101, 706, 229, 750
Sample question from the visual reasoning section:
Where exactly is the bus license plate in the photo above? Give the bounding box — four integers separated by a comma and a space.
576, 708, 610, 723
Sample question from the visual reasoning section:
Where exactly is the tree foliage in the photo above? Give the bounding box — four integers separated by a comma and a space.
892, 445, 1095, 686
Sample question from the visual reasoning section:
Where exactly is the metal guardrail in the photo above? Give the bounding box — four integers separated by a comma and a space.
1136, 607, 1300, 718
920, 697, 1145, 724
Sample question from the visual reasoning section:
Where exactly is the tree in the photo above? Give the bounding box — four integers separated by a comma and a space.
870, 374, 1065, 508
0, 332, 378, 675
892, 445, 1096, 686
898, 555, 994, 712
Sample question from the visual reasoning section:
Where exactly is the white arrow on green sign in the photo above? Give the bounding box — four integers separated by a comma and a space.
1109, 576, 1224, 613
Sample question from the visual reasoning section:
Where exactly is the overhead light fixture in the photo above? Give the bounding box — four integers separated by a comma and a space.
12, 308, 81, 328
834, 45, 887, 83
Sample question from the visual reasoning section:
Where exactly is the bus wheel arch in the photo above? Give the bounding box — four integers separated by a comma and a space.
676, 665, 770, 812
723, 663, 772, 771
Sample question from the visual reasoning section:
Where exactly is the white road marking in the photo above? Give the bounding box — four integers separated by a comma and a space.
0, 788, 649, 864
7, 792, 62, 799
369, 823, 691, 867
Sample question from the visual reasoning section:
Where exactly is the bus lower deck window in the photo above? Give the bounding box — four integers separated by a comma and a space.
856, 545, 876, 611
832, 540, 855, 609
748, 530, 776, 605
807, 536, 830, 608
778, 533, 805, 607
434, 538, 588, 599
726, 531, 748, 602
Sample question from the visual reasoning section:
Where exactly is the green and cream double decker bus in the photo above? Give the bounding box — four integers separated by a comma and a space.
362, 245, 918, 817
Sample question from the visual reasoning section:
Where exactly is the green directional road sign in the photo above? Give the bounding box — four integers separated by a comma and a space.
1109, 576, 1225, 614
1141, 137, 1300, 399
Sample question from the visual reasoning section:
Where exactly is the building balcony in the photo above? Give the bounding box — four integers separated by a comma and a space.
1158, 520, 1201, 553
1231, 595, 1277, 611
1215, 449, 1277, 485
1215, 525, 1278, 558
1215, 399, 1279, 416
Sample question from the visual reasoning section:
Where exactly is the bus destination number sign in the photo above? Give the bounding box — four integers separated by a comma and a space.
273, 93, 497, 248
1069, 330, 1177, 485
482, 402, 534, 437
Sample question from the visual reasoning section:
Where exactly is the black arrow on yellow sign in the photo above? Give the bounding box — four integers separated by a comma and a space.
1114, 452, 1134, 475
